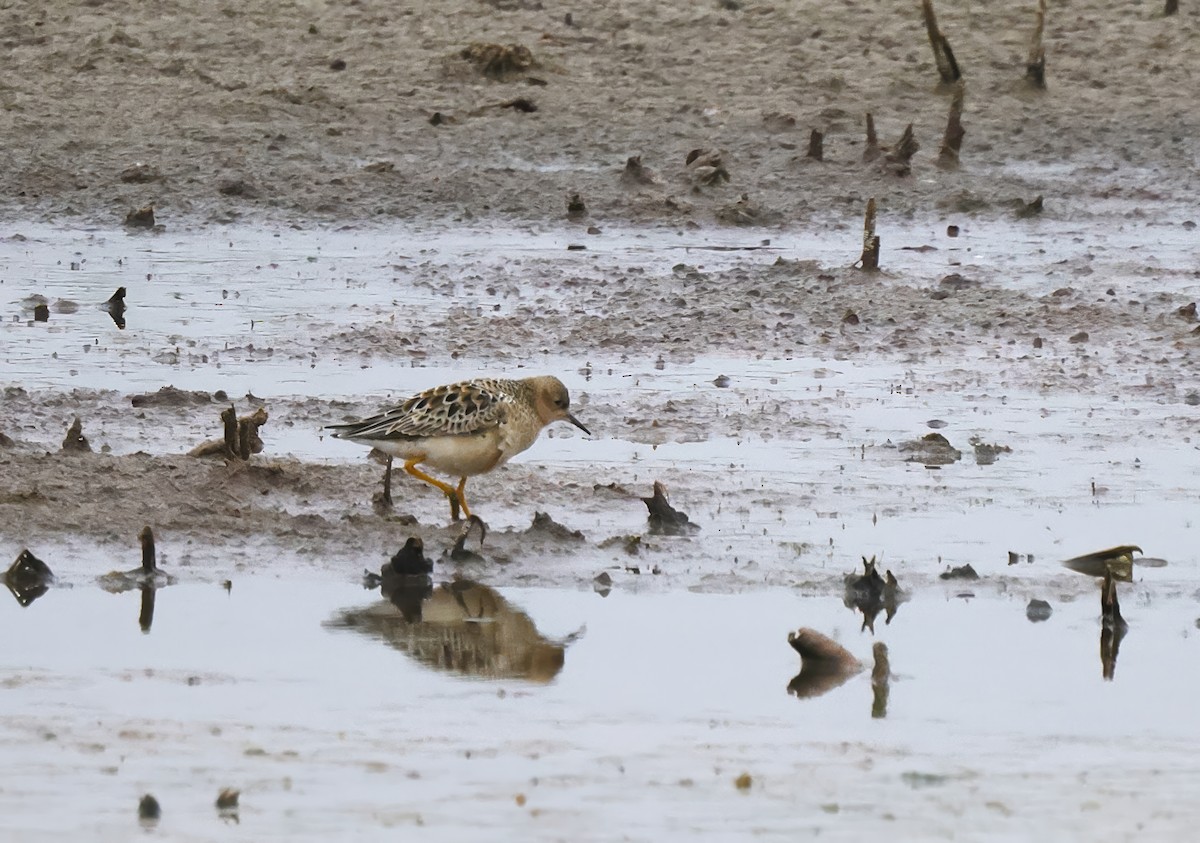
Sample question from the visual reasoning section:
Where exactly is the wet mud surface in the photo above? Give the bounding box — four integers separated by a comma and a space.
3, 0, 1200, 837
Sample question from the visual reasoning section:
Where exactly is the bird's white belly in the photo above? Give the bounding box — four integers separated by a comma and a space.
366, 430, 507, 477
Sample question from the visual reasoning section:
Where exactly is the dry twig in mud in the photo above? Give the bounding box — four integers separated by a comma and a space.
856, 198, 880, 271
189, 406, 268, 459
862, 113, 880, 162
884, 124, 919, 176
938, 82, 966, 170
1026, 0, 1047, 89
806, 129, 824, 161
921, 0, 962, 84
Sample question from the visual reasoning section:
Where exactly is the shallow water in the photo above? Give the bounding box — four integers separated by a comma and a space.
1, 575, 1197, 841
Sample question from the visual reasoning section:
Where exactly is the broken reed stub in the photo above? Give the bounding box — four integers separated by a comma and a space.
806, 129, 824, 161
862, 113, 880, 162
857, 198, 880, 271
1026, 0, 1047, 89
921, 0, 962, 84
937, 82, 966, 169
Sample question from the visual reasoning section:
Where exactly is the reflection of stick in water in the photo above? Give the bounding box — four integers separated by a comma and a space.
786, 628, 863, 699
871, 642, 891, 718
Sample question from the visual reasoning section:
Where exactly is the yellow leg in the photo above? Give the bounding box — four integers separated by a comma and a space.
455, 477, 472, 520
402, 460, 472, 521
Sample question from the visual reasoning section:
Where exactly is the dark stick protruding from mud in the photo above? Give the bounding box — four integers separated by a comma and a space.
221, 406, 239, 457
937, 81, 966, 170
921, 0, 962, 84
237, 418, 253, 460
140, 526, 157, 574
61, 417, 91, 452
642, 481, 696, 534
862, 113, 880, 162
138, 794, 161, 824
806, 129, 824, 161
857, 198, 880, 271
1026, 0, 1047, 89
103, 286, 127, 329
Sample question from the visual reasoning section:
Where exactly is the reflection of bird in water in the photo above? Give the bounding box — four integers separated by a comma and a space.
327, 376, 589, 522
331, 579, 566, 683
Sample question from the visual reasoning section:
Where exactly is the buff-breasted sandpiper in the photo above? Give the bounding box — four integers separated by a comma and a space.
328, 375, 589, 521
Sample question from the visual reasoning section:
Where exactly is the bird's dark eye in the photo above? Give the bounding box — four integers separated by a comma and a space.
555, 397, 568, 408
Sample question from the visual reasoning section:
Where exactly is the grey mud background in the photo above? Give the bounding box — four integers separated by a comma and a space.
1, 0, 1200, 839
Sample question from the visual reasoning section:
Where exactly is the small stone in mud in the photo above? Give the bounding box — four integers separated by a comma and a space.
131, 385, 214, 407
939, 564, 979, 580
138, 794, 161, 823
970, 436, 1011, 466
939, 273, 978, 291
1184, 392, 1200, 406
713, 374, 730, 387
5, 549, 55, 606
124, 204, 156, 229
1026, 599, 1053, 622
787, 628, 864, 699
642, 481, 697, 534
1176, 302, 1196, 321
218, 178, 259, 198
926, 419, 948, 429
500, 97, 537, 113
620, 155, 661, 187
946, 225, 959, 237
593, 571, 613, 596
566, 243, 586, 251
898, 433, 961, 466
566, 193, 587, 220
1014, 195, 1044, 218
528, 511, 585, 542
841, 309, 859, 325
734, 773, 752, 791
215, 788, 240, 810
1033, 337, 1043, 349
386, 537, 434, 577
329, 58, 346, 71
0, 431, 15, 448
119, 162, 162, 183
61, 417, 91, 452
1069, 331, 1089, 343
362, 161, 395, 173
33, 304, 49, 322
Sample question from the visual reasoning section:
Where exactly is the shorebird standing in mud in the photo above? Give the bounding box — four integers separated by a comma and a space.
327, 375, 590, 521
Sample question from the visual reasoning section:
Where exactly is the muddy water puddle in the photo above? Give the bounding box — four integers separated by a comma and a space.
2, 574, 1198, 840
